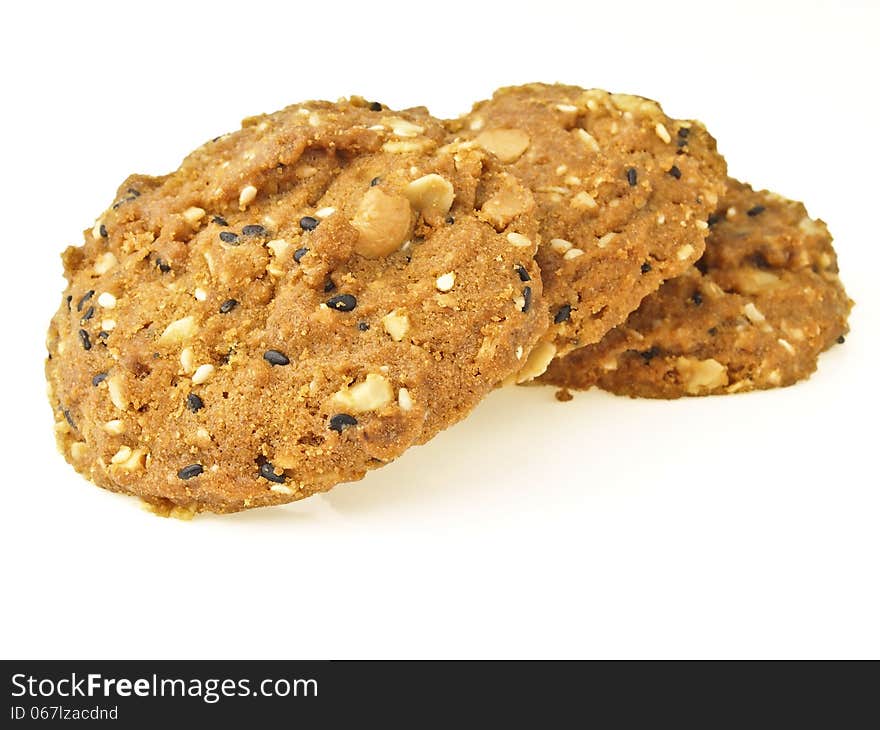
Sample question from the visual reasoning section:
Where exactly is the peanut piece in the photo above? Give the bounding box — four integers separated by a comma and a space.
332, 373, 394, 413
351, 188, 412, 258
475, 128, 531, 163
404, 174, 455, 218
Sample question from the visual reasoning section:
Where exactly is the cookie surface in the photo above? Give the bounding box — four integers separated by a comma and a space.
448, 83, 727, 377
46, 98, 547, 514
541, 179, 852, 397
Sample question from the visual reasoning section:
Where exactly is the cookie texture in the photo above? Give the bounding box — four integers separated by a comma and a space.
541, 179, 852, 397
448, 83, 727, 376
46, 97, 547, 514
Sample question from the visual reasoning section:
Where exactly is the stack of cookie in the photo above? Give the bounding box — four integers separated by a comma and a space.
45, 85, 852, 515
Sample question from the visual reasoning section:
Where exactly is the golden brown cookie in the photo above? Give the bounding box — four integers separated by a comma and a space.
540, 179, 852, 397
448, 83, 727, 378
46, 97, 547, 514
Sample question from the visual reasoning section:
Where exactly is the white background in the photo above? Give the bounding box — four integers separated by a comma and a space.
1, 0, 877, 659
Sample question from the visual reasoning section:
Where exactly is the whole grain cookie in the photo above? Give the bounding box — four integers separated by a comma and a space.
448, 83, 727, 379
540, 179, 852, 397
46, 97, 547, 514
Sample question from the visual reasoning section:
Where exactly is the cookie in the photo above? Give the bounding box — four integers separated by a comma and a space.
540, 179, 852, 397
46, 97, 547, 515
448, 83, 727, 379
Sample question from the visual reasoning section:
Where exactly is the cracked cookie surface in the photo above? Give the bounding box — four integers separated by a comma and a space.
46, 97, 546, 514
540, 179, 852, 397
448, 83, 727, 374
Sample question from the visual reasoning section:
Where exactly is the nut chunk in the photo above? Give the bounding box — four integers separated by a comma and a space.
351, 188, 412, 258
405, 174, 455, 220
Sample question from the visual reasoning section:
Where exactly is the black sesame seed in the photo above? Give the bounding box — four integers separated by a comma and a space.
219, 231, 240, 245
326, 294, 357, 312
63, 409, 76, 428
76, 290, 95, 312
707, 213, 722, 227
747, 205, 766, 217
678, 127, 690, 139
445, 216, 455, 225
324, 279, 337, 293
81, 305, 95, 322
98, 331, 109, 340
368, 101, 382, 112
708, 327, 718, 336
370, 176, 381, 187
293, 247, 309, 263
521, 286, 532, 313
554, 304, 572, 324
515, 265, 531, 282
641, 262, 652, 274
66, 295, 72, 311
639, 346, 660, 362
299, 216, 319, 231
177, 464, 203, 480
263, 349, 290, 366
259, 461, 286, 483
626, 167, 638, 186
242, 224, 266, 237
668, 165, 682, 180
357, 321, 370, 331
212, 215, 229, 226
691, 292, 703, 305
837, 335, 846, 344
329, 413, 358, 432
219, 298, 238, 314
677, 137, 688, 147
186, 393, 204, 412
156, 258, 172, 273
78, 329, 91, 351
92, 372, 108, 386
99, 224, 108, 238
127, 188, 141, 197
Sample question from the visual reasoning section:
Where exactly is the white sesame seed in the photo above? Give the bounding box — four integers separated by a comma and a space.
506, 232, 532, 247
515, 346, 524, 360
270, 483, 294, 495
97, 292, 117, 309
93, 252, 118, 275
657, 214, 666, 225
695, 220, 709, 230
743, 302, 766, 324
571, 191, 597, 210
550, 238, 573, 253
596, 232, 617, 248
108, 376, 128, 411
239, 184, 257, 209
194, 287, 207, 302
183, 206, 206, 225
574, 127, 600, 152
555, 164, 568, 176
101, 319, 116, 331
556, 103, 578, 113
180, 347, 194, 374
315, 206, 336, 218
654, 122, 672, 144
398, 388, 414, 411
676, 243, 695, 260
563, 248, 585, 260
435, 272, 456, 292
111, 446, 132, 464
191, 364, 215, 385
91, 221, 104, 240
103, 419, 125, 435
778, 338, 796, 355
